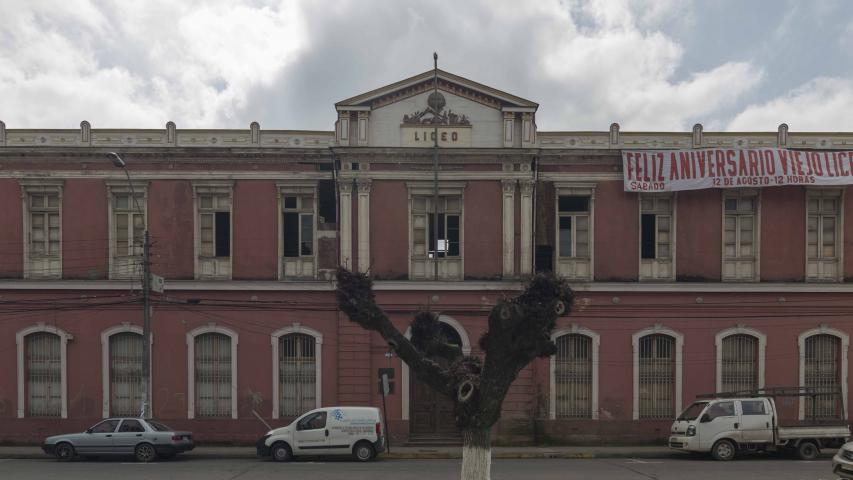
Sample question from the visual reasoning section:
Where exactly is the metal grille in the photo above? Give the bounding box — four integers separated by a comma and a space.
638, 334, 674, 419
110, 332, 144, 417
279, 334, 316, 417
721, 334, 757, 392
804, 334, 840, 419
195, 333, 232, 417
555, 334, 592, 418
26, 333, 61, 417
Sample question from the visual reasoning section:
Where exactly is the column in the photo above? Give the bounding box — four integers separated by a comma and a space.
356, 178, 371, 273
520, 180, 534, 275
502, 179, 516, 278
339, 181, 353, 269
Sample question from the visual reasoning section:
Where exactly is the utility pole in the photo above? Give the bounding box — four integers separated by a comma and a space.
432, 52, 439, 280
107, 152, 151, 418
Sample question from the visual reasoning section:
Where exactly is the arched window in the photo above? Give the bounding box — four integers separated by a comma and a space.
271, 326, 323, 419
26, 332, 62, 417
638, 334, 674, 419
109, 332, 144, 417
187, 325, 238, 419
804, 334, 841, 418
720, 334, 758, 392
633, 326, 683, 420
17, 324, 72, 419
279, 334, 316, 417
553, 333, 593, 419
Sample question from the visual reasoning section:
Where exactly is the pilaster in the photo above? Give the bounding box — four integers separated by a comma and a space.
502, 179, 516, 278
337, 111, 350, 146
503, 111, 515, 148
520, 180, 534, 275
339, 181, 353, 268
357, 111, 369, 147
356, 178, 371, 273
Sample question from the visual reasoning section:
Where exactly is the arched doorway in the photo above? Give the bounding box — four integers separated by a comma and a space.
410, 323, 461, 435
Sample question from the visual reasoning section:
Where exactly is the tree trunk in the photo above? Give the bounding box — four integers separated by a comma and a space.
460, 428, 492, 480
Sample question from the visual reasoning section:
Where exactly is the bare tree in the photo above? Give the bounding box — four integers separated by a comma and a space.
336, 268, 574, 480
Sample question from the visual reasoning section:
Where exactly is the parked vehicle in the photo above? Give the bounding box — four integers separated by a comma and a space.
833, 441, 853, 478
669, 387, 849, 460
257, 407, 385, 462
42, 418, 194, 462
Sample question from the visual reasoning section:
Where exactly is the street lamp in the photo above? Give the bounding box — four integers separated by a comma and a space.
107, 152, 151, 418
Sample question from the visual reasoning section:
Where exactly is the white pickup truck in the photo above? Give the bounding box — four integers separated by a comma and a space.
669, 395, 849, 460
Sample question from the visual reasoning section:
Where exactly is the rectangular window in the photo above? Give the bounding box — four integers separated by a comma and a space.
639, 194, 674, 281
24, 184, 63, 279
195, 184, 233, 280
806, 189, 842, 281
723, 193, 758, 281
411, 194, 463, 280
554, 186, 594, 281
280, 190, 317, 280
109, 188, 147, 279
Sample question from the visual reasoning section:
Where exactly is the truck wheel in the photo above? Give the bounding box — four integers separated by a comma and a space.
796, 441, 819, 460
271, 442, 292, 462
711, 439, 736, 461
353, 441, 375, 462
54, 442, 75, 462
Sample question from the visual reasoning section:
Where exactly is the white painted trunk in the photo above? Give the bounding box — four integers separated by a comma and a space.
461, 429, 491, 480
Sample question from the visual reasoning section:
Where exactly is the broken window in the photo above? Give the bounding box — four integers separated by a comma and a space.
639, 194, 674, 281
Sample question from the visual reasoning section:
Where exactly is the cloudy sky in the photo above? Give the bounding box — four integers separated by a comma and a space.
2, 0, 852, 132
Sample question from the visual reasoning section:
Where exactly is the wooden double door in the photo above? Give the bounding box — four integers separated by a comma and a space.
410, 323, 462, 435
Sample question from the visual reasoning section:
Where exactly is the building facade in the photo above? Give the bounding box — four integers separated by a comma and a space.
1, 70, 852, 444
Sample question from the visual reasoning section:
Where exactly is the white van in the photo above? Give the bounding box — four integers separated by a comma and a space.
256, 407, 385, 462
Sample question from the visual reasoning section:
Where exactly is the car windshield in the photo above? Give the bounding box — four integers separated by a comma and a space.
677, 401, 709, 421
147, 421, 173, 432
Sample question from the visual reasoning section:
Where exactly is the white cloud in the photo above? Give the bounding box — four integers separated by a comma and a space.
727, 77, 853, 131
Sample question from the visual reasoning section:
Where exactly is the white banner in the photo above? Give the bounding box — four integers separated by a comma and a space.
622, 148, 853, 192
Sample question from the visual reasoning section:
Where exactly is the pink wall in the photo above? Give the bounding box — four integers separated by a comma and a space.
761, 186, 805, 281
148, 181, 194, 280
62, 179, 108, 279
676, 189, 722, 281
233, 181, 278, 280
369, 181, 409, 280
594, 181, 638, 281
0, 179, 22, 278
464, 181, 502, 279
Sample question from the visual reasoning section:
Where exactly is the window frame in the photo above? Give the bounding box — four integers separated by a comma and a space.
632, 325, 683, 420
186, 324, 238, 419
721, 190, 760, 282
193, 182, 234, 280
406, 182, 466, 281
20, 180, 64, 280
270, 325, 323, 419
100, 324, 151, 418
106, 181, 148, 280
277, 182, 319, 280
554, 183, 595, 281
549, 326, 600, 420
638, 193, 675, 281
805, 188, 844, 282
714, 326, 766, 393
16, 324, 73, 418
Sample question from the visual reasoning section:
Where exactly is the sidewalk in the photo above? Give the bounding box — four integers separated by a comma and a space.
0, 445, 699, 460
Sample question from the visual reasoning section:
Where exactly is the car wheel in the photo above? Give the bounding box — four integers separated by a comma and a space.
135, 443, 157, 463
54, 442, 75, 462
711, 439, 736, 461
271, 442, 292, 462
353, 441, 375, 462
796, 441, 819, 460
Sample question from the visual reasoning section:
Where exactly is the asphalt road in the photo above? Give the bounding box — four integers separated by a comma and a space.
0, 457, 845, 480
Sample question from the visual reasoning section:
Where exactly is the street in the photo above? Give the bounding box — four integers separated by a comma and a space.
0, 457, 846, 480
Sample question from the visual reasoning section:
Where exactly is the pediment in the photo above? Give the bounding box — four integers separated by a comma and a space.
335, 69, 537, 112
